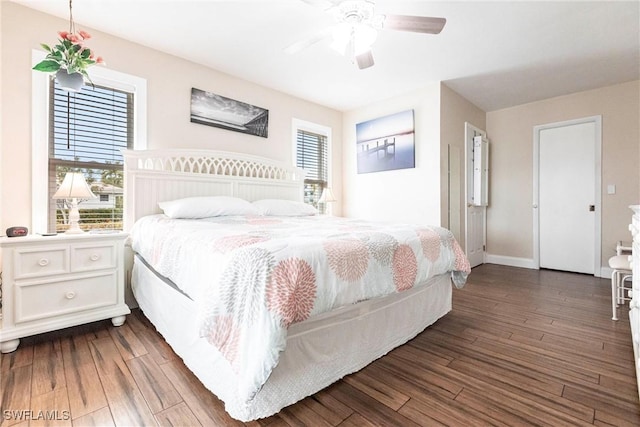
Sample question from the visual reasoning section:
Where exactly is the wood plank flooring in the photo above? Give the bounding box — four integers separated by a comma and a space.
1, 264, 639, 426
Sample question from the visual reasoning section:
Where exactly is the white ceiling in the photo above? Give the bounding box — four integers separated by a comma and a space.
13, 0, 640, 112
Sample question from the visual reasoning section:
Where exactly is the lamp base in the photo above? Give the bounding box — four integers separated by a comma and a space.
64, 227, 86, 235
65, 199, 84, 234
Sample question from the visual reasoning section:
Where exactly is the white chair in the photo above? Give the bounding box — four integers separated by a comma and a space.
609, 241, 633, 320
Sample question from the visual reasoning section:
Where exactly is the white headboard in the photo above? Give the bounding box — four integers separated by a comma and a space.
123, 149, 305, 230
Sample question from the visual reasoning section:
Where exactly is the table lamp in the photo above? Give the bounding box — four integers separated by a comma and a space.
53, 172, 97, 234
319, 187, 337, 215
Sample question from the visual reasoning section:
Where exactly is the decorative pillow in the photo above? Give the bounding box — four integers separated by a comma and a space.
253, 199, 318, 216
158, 196, 258, 219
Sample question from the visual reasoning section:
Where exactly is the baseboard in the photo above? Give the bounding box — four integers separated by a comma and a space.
484, 253, 611, 279
600, 267, 617, 280
484, 253, 536, 269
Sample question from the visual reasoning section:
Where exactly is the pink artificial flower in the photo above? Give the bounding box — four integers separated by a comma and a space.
78, 30, 91, 40
68, 34, 81, 43
96, 56, 105, 64
58, 30, 70, 40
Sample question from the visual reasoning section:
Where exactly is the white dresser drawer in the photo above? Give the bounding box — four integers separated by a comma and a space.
631, 206, 640, 402
1, 232, 129, 354
14, 272, 118, 323
631, 305, 640, 401
71, 243, 116, 272
13, 245, 69, 279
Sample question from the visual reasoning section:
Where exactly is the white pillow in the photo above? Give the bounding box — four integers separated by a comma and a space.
253, 199, 318, 216
159, 196, 258, 219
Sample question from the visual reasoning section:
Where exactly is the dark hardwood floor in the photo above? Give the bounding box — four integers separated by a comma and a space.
2, 264, 639, 426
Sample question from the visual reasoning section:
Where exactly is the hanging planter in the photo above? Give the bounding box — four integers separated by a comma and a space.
32, 0, 104, 91
55, 69, 84, 92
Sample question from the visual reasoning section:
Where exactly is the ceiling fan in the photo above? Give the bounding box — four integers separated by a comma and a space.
286, 0, 446, 69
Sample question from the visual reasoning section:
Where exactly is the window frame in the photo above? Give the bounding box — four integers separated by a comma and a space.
32, 50, 147, 233
292, 118, 332, 214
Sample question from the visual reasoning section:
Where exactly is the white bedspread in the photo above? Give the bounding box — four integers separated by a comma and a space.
130, 214, 470, 402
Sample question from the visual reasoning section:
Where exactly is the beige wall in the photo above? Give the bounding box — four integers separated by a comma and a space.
0, 2, 343, 232
486, 80, 640, 269
341, 83, 486, 235
342, 83, 442, 226
3, 3, 637, 275
440, 83, 486, 245
0, 1, 3, 240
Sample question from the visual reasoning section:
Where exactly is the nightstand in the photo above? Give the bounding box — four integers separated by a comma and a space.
0, 232, 130, 353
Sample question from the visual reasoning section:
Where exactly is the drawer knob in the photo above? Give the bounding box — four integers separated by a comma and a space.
90, 254, 100, 261
38, 258, 49, 267
65, 291, 76, 300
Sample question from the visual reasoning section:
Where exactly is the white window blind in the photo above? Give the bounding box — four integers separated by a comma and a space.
48, 80, 133, 232
296, 129, 327, 212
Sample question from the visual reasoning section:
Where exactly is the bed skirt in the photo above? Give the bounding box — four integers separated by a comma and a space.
131, 255, 453, 421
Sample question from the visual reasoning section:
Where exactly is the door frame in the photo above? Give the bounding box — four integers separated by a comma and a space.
532, 115, 602, 274
464, 122, 487, 267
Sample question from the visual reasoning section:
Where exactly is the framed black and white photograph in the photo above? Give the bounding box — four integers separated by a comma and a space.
356, 109, 415, 174
190, 88, 269, 138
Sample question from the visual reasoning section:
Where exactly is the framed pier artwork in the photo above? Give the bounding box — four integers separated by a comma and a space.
190, 88, 269, 138
356, 109, 415, 174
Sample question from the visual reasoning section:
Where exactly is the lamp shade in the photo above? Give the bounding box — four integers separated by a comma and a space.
319, 187, 337, 204
52, 172, 97, 200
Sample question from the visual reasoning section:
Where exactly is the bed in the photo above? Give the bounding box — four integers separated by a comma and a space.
123, 149, 470, 421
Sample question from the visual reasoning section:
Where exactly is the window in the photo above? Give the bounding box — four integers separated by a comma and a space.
32, 49, 147, 233
293, 119, 331, 214
296, 129, 327, 209
49, 82, 132, 232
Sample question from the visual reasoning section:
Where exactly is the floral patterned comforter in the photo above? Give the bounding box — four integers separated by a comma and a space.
130, 214, 470, 402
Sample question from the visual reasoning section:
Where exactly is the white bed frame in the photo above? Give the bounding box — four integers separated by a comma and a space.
123, 149, 305, 231
123, 149, 453, 421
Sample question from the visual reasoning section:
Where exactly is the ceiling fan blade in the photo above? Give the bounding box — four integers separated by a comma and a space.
356, 50, 375, 69
284, 28, 332, 54
383, 15, 446, 34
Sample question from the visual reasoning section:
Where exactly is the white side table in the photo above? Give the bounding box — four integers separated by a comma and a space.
0, 232, 130, 353
629, 206, 640, 401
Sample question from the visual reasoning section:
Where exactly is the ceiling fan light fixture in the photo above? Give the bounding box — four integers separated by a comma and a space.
330, 22, 377, 56
330, 22, 352, 54
353, 24, 377, 55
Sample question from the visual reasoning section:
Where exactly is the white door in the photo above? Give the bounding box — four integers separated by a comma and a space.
467, 206, 485, 266
536, 118, 601, 274
465, 122, 486, 268
448, 145, 462, 242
